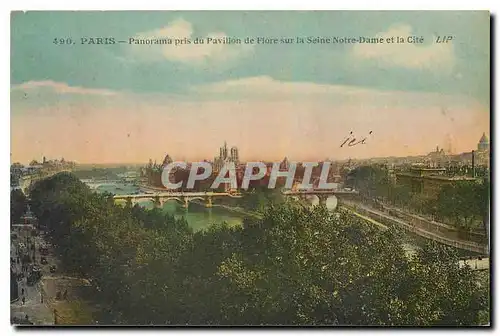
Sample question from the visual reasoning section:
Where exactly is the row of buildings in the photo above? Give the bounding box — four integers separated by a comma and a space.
10, 157, 76, 188
142, 141, 342, 191
420, 133, 489, 169
352, 133, 490, 170
393, 133, 490, 197
142, 133, 489, 195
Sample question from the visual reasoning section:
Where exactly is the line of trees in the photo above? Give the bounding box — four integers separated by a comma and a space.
11, 189, 27, 224
346, 166, 490, 233
28, 172, 489, 325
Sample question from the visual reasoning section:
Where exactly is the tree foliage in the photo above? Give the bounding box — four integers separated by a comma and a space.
11, 189, 27, 224
347, 166, 490, 233
29, 172, 489, 326
346, 165, 390, 199
434, 181, 489, 232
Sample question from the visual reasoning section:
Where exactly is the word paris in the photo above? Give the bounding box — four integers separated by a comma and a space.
161, 162, 337, 190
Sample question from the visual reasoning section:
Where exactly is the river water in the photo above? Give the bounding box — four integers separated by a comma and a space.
94, 183, 247, 232
93, 183, 341, 232
91, 181, 418, 254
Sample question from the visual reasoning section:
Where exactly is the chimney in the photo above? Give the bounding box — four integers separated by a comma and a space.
471, 150, 475, 177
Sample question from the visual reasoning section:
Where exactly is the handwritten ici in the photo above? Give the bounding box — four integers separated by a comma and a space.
340, 131, 373, 148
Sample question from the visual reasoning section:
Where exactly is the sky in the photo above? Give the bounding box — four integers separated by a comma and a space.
10, 11, 490, 164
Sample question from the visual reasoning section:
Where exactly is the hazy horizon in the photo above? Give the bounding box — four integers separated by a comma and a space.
11, 144, 487, 167
11, 11, 489, 164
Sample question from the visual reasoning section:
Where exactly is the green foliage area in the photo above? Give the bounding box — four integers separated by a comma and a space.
234, 187, 285, 213
29, 172, 489, 325
346, 166, 489, 233
433, 180, 490, 232
11, 189, 28, 224
346, 165, 391, 199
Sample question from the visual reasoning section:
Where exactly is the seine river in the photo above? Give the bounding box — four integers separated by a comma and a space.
90, 181, 418, 254
93, 182, 338, 232
93, 182, 246, 232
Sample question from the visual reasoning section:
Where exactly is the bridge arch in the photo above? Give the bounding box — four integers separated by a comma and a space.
133, 197, 156, 204
186, 196, 206, 203
92, 184, 116, 190
113, 196, 154, 205
305, 194, 320, 206
284, 193, 338, 210
113, 198, 129, 207
160, 197, 184, 205
324, 195, 338, 210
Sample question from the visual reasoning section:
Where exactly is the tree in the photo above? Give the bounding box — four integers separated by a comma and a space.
28, 172, 489, 326
346, 165, 390, 200
434, 181, 485, 231
408, 192, 435, 215
476, 178, 490, 237
215, 203, 488, 325
11, 189, 27, 224
388, 184, 413, 207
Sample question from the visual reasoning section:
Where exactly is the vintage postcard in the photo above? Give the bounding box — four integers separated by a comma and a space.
10, 11, 490, 326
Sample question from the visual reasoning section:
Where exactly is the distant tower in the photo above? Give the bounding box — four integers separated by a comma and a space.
43, 156, 46, 164
478, 133, 489, 152
230, 146, 239, 164
223, 141, 228, 159
162, 154, 173, 168
280, 157, 290, 171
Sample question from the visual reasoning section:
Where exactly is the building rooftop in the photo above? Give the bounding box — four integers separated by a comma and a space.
411, 167, 446, 171
479, 132, 489, 144
396, 172, 477, 181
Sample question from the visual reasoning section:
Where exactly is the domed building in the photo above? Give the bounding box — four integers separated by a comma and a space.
477, 133, 490, 152
474, 133, 490, 168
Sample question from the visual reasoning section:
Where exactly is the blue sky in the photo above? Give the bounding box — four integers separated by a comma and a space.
10, 11, 490, 163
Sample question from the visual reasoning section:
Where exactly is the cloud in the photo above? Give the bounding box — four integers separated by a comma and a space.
191, 76, 476, 108
11, 81, 118, 96
127, 18, 253, 65
351, 24, 455, 71
11, 77, 481, 113
11, 76, 488, 164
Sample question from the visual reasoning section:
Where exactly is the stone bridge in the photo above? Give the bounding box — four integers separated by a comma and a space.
281, 189, 360, 206
81, 179, 133, 189
113, 191, 243, 208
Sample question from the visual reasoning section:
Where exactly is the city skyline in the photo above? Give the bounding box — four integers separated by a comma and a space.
11, 11, 489, 164
11, 132, 489, 166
